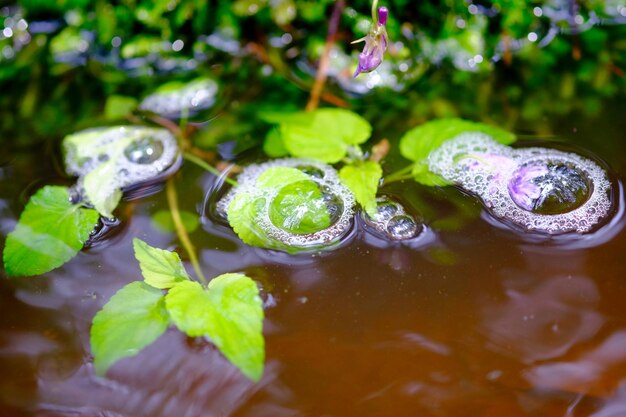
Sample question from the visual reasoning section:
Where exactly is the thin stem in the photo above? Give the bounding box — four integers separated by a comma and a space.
383, 164, 413, 183
183, 152, 239, 187
371, 0, 379, 22
166, 179, 208, 286
305, 0, 345, 112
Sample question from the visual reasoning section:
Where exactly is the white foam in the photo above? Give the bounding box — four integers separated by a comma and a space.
139, 78, 218, 117
218, 158, 355, 248
428, 132, 612, 234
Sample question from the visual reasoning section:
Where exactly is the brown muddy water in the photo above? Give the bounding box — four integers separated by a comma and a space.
2, 105, 626, 417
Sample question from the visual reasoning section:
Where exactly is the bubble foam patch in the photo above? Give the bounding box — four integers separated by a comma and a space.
428, 132, 612, 234
218, 159, 355, 248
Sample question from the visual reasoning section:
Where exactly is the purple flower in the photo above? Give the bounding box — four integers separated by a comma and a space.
353, 6, 389, 77
507, 163, 549, 211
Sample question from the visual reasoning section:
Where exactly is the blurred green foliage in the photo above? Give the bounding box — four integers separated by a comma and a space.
0, 0, 625, 149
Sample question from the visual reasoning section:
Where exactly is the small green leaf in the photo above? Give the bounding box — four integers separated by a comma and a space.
339, 161, 382, 217
133, 238, 190, 289
399, 118, 516, 185
165, 275, 264, 381
262, 127, 288, 158
151, 210, 199, 234
268, 180, 330, 235
104, 95, 138, 120
272, 109, 372, 163
227, 192, 272, 249
3, 186, 99, 277
256, 166, 310, 190
91, 282, 170, 376
83, 162, 122, 218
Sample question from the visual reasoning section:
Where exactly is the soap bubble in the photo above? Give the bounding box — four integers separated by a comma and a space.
139, 77, 218, 119
63, 126, 180, 198
428, 132, 612, 234
362, 196, 423, 240
218, 158, 355, 249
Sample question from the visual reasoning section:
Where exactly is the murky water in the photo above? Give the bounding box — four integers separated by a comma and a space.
2, 103, 626, 417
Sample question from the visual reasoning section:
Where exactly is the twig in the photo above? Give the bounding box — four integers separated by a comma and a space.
305, 0, 345, 111
165, 178, 208, 286
183, 152, 239, 187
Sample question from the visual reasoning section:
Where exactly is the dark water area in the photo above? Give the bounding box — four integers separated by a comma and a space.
2, 99, 626, 417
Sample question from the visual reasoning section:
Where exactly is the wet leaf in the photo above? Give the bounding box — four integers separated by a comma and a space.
339, 161, 382, 217
91, 282, 170, 376
3, 186, 99, 277
269, 109, 372, 163
227, 192, 272, 249
133, 238, 190, 289
151, 210, 199, 234
165, 275, 264, 381
399, 118, 516, 185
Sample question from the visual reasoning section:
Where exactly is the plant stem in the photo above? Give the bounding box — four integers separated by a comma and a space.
305, 0, 345, 112
183, 152, 239, 187
165, 178, 208, 286
371, 0, 379, 22
383, 164, 413, 184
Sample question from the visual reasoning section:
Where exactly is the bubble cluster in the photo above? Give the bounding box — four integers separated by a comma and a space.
139, 78, 218, 118
428, 132, 612, 234
218, 159, 355, 249
362, 196, 423, 240
64, 126, 180, 192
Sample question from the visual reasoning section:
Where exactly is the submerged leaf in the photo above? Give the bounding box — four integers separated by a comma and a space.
165, 275, 265, 381
90, 281, 170, 376
3, 186, 99, 277
339, 161, 382, 217
399, 118, 515, 185
268, 109, 372, 163
133, 238, 190, 289
269, 180, 331, 235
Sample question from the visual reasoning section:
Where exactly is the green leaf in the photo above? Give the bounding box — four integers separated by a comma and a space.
399, 118, 516, 185
91, 282, 170, 376
3, 186, 99, 277
227, 192, 272, 249
83, 162, 123, 218
262, 127, 289, 158
268, 180, 330, 235
165, 275, 264, 381
256, 166, 310, 190
151, 210, 199, 234
272, 109, 372, 163
339, 161, 382, 217
104, 95, 138, 120
133, 238, 190, 289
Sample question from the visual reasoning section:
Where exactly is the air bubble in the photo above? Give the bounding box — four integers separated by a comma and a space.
428, 132, 613, 234
296, 165, 325, 179
124, 137, 165, 164
362, 196, 423, 240
508, 161, 591, 214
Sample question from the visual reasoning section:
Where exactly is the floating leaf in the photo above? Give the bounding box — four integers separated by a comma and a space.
399, 118, 516, 185
151, 210, 199, 234
133, 238, 190, 289
268, 109, 372, 163
90, 281, 170, 376
165, 274, 264, 381
339, 161, 382, 217
227, 192, 273, 249
3, 186, 99, 277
